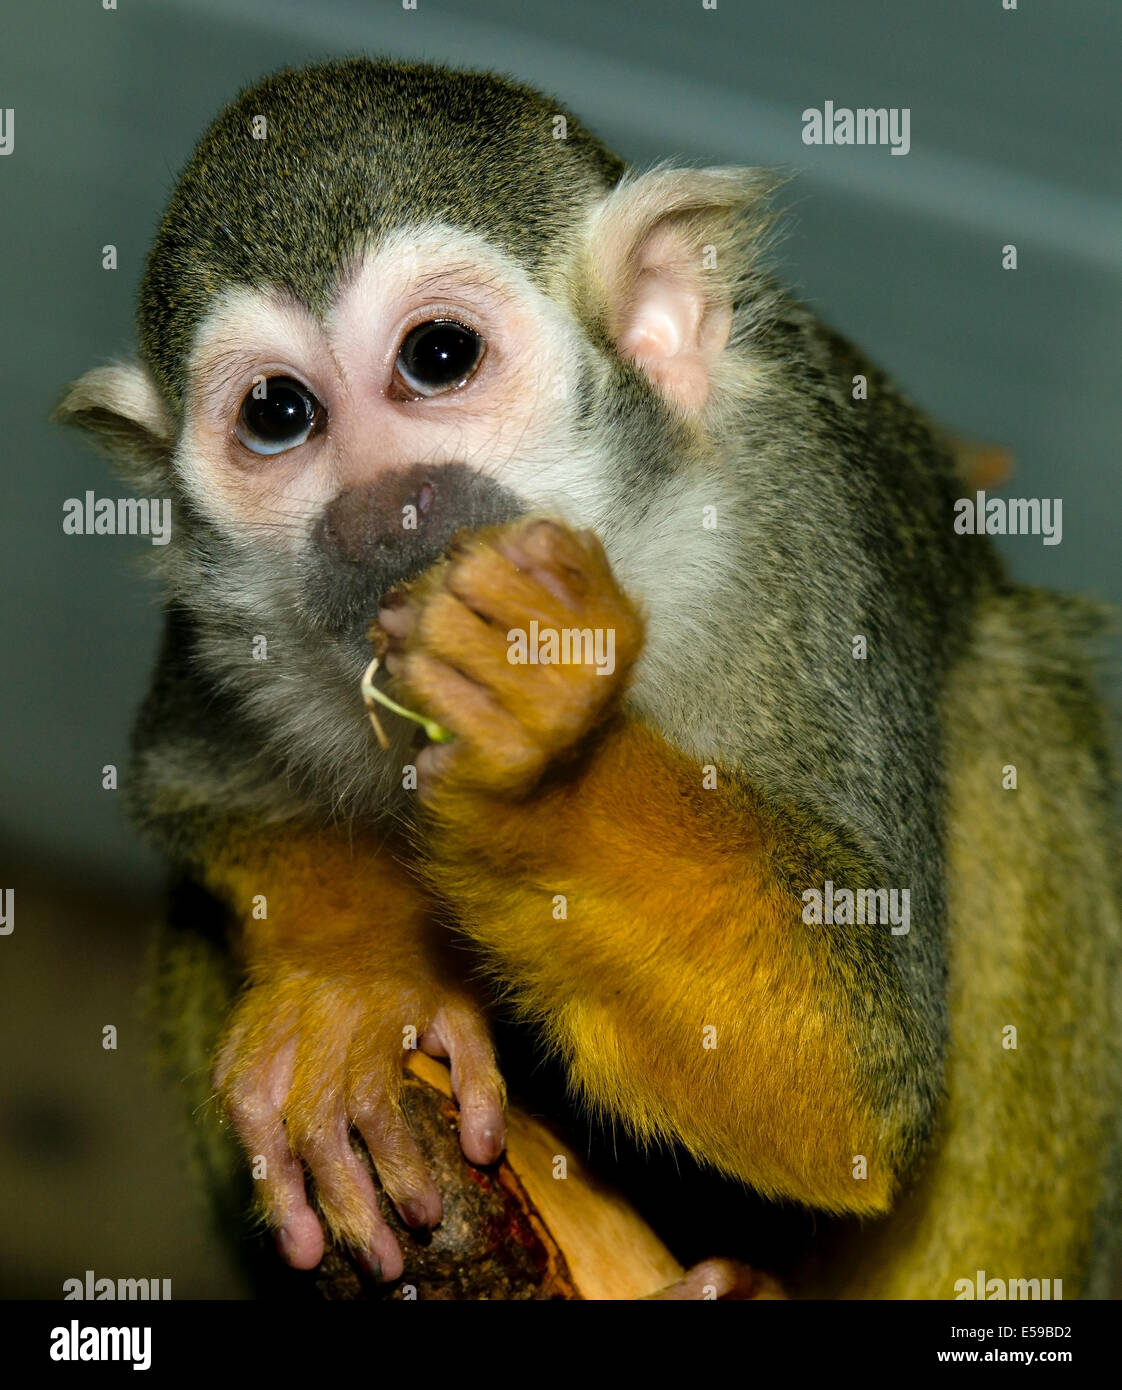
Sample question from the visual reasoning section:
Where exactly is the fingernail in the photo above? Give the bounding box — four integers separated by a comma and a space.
356, 1250, 383, 1281
400, 1200, 429, 1230
482, 1127, 505, 1162
276, 1226, 296, 1263
380, 587, 406, 609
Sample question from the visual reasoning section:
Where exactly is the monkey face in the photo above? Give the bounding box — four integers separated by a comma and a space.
59, 59, 782, 813
176, 225, 610, 663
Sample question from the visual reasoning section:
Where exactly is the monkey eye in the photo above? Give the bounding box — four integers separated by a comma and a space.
236, 376, 325, 455
392, 319, 484, 399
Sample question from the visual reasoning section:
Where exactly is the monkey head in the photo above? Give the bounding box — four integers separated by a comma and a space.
59, 57, 780, 822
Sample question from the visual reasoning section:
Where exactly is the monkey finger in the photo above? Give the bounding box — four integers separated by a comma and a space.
214, 1019, 331, 1269
413, 588, 510, 670
297, 1114, 406, 1282
274, 1201, 327, 1272
396, 648, 522, 749
221, 1083, 326, 1272
420, 1006, 506, 1165
443, 540, 586, 629
449, 525, 643, 687
398, 645, 580, 795
352, 1097, 444, 1232
406, 588, 581, 733
493, 518, 602, 608
413, 739, 458, 792
376, 601, 415, 640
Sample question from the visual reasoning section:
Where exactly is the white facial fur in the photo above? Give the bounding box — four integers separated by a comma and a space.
176, 225, 613, 552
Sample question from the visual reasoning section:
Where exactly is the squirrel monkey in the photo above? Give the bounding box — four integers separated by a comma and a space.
59, 58, 1120, 1298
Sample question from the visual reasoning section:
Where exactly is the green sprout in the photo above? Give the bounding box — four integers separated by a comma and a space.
361, 654, 454, 750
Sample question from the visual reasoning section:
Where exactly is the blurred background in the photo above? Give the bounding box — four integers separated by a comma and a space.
1, 0, 1119, 1297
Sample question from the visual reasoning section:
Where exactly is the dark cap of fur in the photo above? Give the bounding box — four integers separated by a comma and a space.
138, 57, 626, 407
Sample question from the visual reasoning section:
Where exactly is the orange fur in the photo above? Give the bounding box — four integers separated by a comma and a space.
202, 828, 501, 1254
420, 717, 897, 1214
390, 518, 912, 1215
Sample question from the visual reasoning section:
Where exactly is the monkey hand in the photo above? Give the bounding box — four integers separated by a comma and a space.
378, 517, 644, 796
213, 932, 505, 1280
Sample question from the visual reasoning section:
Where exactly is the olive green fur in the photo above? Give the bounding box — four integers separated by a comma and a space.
138, 57, 625, 405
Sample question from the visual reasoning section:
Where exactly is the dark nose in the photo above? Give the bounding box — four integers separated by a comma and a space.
301, 463, 526, 641
320, 465, 437, 565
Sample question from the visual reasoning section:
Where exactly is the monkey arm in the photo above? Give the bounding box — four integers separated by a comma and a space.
383, 517, 937, 1218
181, 823, 506, 1275
419, 717, 929, 1217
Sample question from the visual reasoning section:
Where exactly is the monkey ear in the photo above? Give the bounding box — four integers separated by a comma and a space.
582, 166, 778, 412
55, 362, 174, 488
